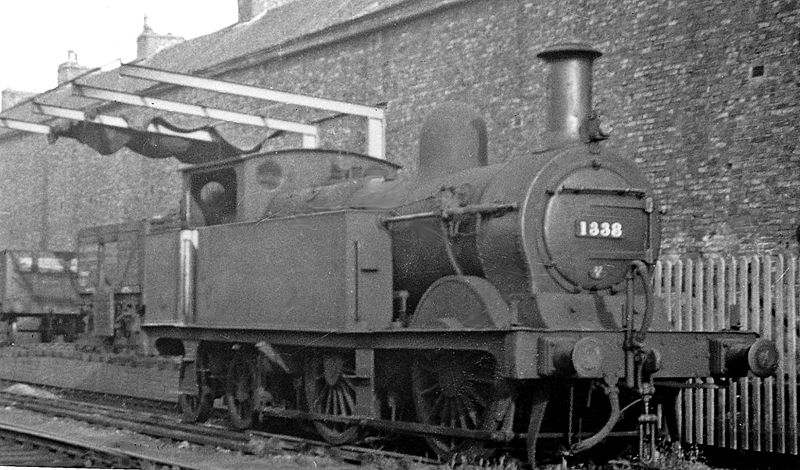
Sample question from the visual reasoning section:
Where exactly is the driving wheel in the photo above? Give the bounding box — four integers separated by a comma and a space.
303, 353, 359, 444
178, 348, 214, 423
411, 350, 512, 459
225, 351, 258, 430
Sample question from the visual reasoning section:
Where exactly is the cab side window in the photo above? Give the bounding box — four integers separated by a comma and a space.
190, 168, 237, 226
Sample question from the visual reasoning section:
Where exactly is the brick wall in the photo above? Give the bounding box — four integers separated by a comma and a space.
0, 132, 181, 251
0, 0, 797, 255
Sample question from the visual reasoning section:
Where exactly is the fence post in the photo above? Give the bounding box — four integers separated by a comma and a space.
788, 254, 798, 454
704, 257, 716, 446
657, 252, 798, 454
750, 255, 762, 451
694, 259, 705, 443
739, 255, 750, 449
718, 256, 728, 448
763, 255, 774, 452
776, 254, 786, 453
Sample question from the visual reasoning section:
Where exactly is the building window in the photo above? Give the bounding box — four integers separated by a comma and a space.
750, 65, 765, 78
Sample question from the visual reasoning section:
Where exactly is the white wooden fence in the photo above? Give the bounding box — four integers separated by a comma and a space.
655, 253, 799, 454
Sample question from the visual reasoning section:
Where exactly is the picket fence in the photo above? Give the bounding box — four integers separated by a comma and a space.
654, 253, 799, 454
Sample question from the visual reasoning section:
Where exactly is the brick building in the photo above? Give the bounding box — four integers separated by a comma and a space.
0, 0, 797, 254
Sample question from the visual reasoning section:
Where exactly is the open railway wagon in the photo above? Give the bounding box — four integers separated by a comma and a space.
76, 217, 181, 351
0, 42, 780, 465
134, 45, 779, 465
0, 250, 82, 344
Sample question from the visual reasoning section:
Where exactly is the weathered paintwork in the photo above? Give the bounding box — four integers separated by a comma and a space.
0, 249, 81, 343
0, 250, 79, 316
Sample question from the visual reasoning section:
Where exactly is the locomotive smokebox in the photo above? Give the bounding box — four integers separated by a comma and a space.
537, 43, 602, 147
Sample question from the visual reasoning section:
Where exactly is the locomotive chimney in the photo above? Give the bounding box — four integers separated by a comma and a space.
537, 43, 602, 147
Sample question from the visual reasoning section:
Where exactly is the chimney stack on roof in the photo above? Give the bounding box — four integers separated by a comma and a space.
137, 15, 185, 60
238, 0, 296, 22
57, 50, 91, 85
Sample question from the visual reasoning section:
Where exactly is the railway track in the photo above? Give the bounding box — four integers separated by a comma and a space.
0, 388, 436, 467
0, 420, 211, 469
0, 425, 86, 467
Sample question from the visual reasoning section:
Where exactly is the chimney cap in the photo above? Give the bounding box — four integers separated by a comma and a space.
537, 43, 602, 61
142, 14, 153, 32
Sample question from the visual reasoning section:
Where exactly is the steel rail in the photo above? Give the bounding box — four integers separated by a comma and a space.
0, 421, 206, 469
0, 394, 251, 452
0, 390, 436, 465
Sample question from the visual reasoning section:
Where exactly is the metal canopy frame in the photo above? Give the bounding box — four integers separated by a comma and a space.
118, 64, 387, 159
33, 102, 217, 142
72, 82, 320, 149
0, 117, 50, 134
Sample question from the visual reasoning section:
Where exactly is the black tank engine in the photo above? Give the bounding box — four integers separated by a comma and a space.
135, 44, 778, 464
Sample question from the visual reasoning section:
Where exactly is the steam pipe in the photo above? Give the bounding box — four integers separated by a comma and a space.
570, 383, 621, 453
631, 260, 654, 344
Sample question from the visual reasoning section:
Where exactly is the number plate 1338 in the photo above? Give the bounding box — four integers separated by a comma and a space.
576, 220, 623, 238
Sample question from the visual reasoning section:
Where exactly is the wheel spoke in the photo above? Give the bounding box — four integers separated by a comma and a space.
342, 386, 355, 414
467, 376, 495, 386
343, 379, 355, 396
448, 401, 458, 428
333, 388, 344, 416
455, 398, 471, 429
463, 384, 488, 408
449, 399, 458, 428
431, 393, 446, 420
438, 398, 450, 426
304, 354, 359, 445
225, 353, 257, 430
324, 387, 334, 413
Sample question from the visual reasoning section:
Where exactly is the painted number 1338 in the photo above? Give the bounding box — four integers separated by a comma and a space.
576, 221, 623, 238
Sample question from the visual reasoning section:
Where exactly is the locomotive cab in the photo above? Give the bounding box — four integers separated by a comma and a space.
180, 149, 400, 227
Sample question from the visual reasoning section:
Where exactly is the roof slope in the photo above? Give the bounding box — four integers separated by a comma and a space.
146, 0, 407, 74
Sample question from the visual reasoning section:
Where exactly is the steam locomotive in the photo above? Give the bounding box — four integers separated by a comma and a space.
126, 44, 778, 464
